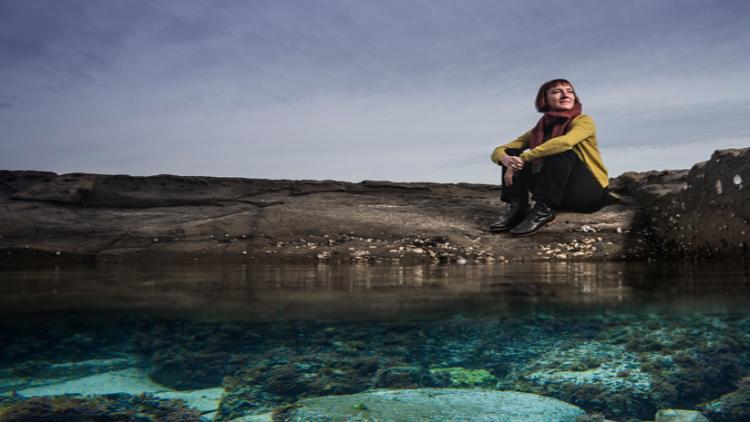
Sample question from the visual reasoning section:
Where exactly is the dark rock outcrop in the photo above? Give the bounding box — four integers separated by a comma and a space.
610, 148, 750, 258
652, 149, 747, 258
0, 148, 747, 264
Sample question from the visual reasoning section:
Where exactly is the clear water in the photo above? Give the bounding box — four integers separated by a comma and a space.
1, 262, 749, 420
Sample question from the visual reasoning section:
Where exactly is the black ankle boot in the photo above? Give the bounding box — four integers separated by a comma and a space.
509, 201, 556, 236
488, 199, 529, 232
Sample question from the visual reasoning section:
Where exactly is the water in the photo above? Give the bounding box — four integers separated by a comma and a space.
1, 262, 749, 421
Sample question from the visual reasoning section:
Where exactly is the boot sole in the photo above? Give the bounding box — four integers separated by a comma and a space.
509, 215, 556, 237
487, 226, 513, 233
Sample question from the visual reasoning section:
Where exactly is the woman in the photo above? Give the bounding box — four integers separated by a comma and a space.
489, 79, 609, 236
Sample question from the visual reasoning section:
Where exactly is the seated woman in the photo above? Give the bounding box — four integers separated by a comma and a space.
489, 79, 609, 236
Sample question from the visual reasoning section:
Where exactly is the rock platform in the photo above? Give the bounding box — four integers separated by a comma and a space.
1, 148, 747, 265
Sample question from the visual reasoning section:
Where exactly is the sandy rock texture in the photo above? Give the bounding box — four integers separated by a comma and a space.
1, 148, 747, 265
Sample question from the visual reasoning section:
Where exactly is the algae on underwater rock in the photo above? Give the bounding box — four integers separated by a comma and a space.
428, 366, 498, 387
0, 394, 202, 421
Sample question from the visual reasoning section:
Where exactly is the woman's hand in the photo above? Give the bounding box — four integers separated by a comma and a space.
504, 167, 515, 186
501, 155, 524, 171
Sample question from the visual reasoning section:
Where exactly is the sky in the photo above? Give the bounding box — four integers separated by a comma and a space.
1, 0, 749, 183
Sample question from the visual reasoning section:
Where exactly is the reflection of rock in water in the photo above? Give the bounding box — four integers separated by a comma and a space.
0, 262, 642, 319
5, 261, 750, 321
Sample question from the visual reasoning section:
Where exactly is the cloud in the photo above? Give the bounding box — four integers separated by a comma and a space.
598, 99, 750, 150
1, 0, 749, 182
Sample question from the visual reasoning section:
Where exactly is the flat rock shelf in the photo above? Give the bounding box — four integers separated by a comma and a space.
0, 148, 747, 265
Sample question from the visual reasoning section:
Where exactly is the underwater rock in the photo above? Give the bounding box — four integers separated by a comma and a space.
131, 320, 266, 391
149, 351, 227, 390
0, 394, 203, 421
372, 366, 430, 389
219, 352, 391, 420
428, 366, 498, 387
202, 314, 748, 421
506, 340, 656, 418
655, 408, 709, 422
129, 320, 426, 420
226, 414, 273, 422
274, 388, 587, 421
636, 331, 748, 411
0, 357, 138, 393
701, 375, 750, 422
498, 312, 750, 420
2, 313, 750, 421
17, 368, 170, 398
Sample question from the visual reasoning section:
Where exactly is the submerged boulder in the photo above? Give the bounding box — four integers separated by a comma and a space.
701, 375, 750, 422
655, 408, 709, 422
428, 366, 498, 388
372, 366, 431, 389
273, 388, 587, 421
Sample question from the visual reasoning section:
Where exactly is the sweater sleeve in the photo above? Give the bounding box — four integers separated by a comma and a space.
490, 130, 531, 164
519, 115, 595, 162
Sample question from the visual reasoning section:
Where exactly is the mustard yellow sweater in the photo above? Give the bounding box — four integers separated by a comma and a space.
490, 114, 609, 188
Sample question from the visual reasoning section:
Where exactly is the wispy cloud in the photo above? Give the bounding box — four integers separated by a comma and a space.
1, 0, 749, 182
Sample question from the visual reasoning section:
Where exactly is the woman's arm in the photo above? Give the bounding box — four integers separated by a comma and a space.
491, 131, 531, 164
520, 115, 595, 162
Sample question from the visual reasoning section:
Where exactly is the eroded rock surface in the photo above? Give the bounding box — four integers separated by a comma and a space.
636, 148, 749, 258
1, 148, 747, 264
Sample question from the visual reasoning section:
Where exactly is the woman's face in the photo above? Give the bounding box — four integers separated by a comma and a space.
546, 83, 576, 111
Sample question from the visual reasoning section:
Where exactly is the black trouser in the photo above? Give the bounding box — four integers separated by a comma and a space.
501, 149, 607, 212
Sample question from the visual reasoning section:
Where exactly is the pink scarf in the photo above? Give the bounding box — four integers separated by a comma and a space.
529, 103, 582, 150
527, 103, 581, 171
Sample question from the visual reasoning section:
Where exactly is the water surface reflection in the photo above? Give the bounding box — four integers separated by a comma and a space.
2, 262, 749, 320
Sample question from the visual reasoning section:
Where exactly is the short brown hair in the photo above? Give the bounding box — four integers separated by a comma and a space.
535, 79, 581, 112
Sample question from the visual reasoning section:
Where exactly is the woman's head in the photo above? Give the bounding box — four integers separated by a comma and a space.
535, 79, 581, 112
